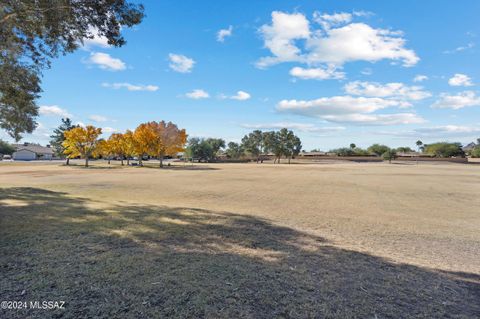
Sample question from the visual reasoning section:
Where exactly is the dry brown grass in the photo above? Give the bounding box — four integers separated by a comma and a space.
0, 161, 479, 318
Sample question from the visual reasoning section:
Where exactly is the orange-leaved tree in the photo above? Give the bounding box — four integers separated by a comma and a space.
148, 121, 187, 167
62, 125, 102, 167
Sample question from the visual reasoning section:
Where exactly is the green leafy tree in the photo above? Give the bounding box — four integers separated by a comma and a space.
368, 144, 391, 156
241, 130, 264, 163
424, 142, 464, 158
0, 139, 15, 155
50, 118, 77, 163
225, 142, 244, 159
471, 147, 480, 158
382, 149, 397, 163
186, 137, 225, 162
350, 143, 356, 149
1, 1, 144, 140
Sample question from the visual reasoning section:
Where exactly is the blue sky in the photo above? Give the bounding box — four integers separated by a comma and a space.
5, 0, 480, 150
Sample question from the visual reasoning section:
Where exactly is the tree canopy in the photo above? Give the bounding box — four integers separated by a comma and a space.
49, 118, 77, 159
186, 137, 225, 162
0, 1, 144, 140
0, 139, 15, 155
423, 142, 464, 158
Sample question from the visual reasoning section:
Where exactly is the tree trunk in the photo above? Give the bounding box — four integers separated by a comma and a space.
108, 158, 111, 164
127, 158, 130, 166
159, 155, 164, 168
85, 157, 89, 167
66, 158, 70, 165
288, 157, 291, 164
121, 156, 124, 166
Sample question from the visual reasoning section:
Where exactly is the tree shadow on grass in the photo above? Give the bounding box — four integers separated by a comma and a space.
0, 187, 479, 318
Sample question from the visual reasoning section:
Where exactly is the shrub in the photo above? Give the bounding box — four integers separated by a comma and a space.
423, 142, 464, 158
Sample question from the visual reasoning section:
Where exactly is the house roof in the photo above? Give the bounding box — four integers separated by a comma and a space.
13, 144, 54, 155
462, 142, 477, 151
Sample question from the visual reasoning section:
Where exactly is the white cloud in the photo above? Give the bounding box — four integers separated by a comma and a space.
241, 122, 345, 133
257, 11, 418, 69
313, 11, 353, 29
276, 96, 424, 125
87, 52, 126, 71
101, 82, 159, 91
256, 11, 310, 68
432, 91, 480, 110
443, 42, 474, 54
413, 75, 428, 82
448, 73, 473, 87
277, 96, 408, 116
39, 105, 72, 118
82, 27, 110, 50
231, 91, 251, 100
344, 81, 431, 101
185, 89, 210, 99
88, 115, 108, 122
321, 113, 425, 125
414, 125, 480, 137
217, 25, 233, 42
168, 53, 195, 73
102, 127, 118, 134
289, 65, 345, 80
380, 125, 480, 138
306, 23, 418, 67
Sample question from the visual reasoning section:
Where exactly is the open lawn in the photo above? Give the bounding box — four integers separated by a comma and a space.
1, 161, 479, 318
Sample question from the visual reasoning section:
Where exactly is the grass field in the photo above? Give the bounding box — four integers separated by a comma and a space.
1, 160, 479, 318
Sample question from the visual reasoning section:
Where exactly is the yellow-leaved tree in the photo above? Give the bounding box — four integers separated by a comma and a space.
122, 130, 136, 166
133, 123, 156, 166
62, 125, 102, 167
108, 133, 126, 165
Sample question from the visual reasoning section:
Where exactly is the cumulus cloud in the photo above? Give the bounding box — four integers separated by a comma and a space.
448, 73, 473, 87
217, 25, 233, 42
231, 91, 251, 100
82, 27, 110, 50
413, 75, 428, 82
168, 53, 195, 73
256, 11, 310, 68
278, 96, 408, 115
276, 96, 423, 125
257, 11, 418, 70
432, 91, 480, 109
88, 115, 108, 122
186, 89, 210, 99
241, 122, 345, 133
87, 52, 126, 71
101, 82, 159, 91
39, 105, 72, 118
344, 81, 431, 101
289, 65, 345, 80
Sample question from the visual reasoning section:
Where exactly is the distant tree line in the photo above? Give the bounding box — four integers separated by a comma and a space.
185, 128, 302, 164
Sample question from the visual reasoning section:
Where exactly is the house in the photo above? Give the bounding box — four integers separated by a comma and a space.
12, 143, 54, 161
462, 142, 477, 153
